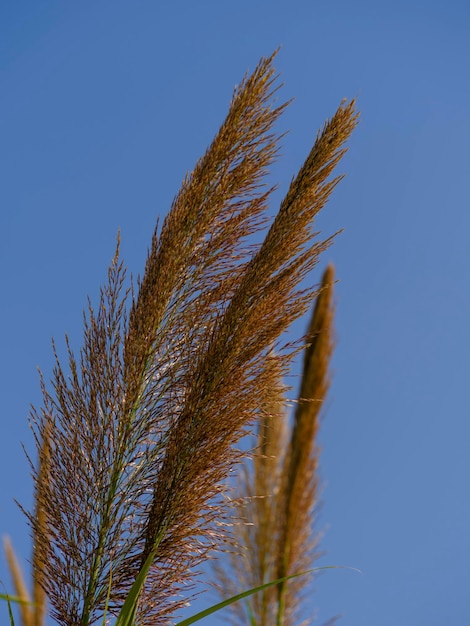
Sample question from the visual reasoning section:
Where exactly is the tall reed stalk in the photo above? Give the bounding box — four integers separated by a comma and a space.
4, 51, 358, 625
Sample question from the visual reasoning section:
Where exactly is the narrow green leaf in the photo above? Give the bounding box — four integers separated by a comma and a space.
5, 596, 15, 626
175, 566, 345, 626
114, 544, 160, 626
0, 593, 35, 606
0, 586, 17, 626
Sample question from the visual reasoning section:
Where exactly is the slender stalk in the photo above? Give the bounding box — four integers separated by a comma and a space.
4, 538, 32, 626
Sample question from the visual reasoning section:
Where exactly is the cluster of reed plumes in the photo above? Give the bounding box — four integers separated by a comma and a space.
213, 264, 336, 626
4, 51, 358, 625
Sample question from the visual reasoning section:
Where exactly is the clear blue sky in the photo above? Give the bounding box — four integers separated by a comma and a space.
1, 2, 469, 624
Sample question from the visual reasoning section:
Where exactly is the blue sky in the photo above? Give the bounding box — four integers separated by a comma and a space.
1, 1, 469, 624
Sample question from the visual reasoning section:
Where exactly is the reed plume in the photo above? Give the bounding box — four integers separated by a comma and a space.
212, 265, 336, 625
275, 264, 335, 626
7, 51, 357, 625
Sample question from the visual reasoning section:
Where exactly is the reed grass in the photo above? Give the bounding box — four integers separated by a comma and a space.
212, 265, 336, 626
3, 51, 358, 625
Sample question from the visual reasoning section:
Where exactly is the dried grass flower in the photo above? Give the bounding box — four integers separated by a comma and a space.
7, 51, 357, 626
